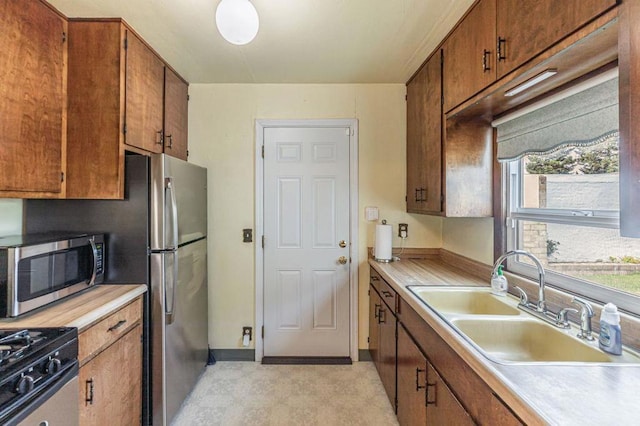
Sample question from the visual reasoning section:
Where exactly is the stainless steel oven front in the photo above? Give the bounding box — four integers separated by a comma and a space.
0, 233, 105, 317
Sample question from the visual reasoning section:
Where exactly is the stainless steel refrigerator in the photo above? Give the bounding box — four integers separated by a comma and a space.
25, 153, 209, 426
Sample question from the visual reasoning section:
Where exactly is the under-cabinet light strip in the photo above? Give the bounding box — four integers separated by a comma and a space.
492, 67, 619, 127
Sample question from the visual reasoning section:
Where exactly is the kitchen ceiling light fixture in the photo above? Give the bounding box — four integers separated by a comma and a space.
505, 69, 558, 97
215, 0, 259, 45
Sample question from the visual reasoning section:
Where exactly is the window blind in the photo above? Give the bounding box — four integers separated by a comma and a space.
494, 76, 618, 162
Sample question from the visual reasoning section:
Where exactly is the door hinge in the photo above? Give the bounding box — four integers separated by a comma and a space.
187, 94, 190, 101
62, 32, 66, 43
368, 289, 370, 296
261, 235, 265, 248
60, 172, 64, 183
261, 326, 264, 338
261, 145, 264, 158
123, 123, 127, 134
349, 257, 352, 263
367, 336, 370, 343
405, 94, 408, 101
124, 35, 128, 50
186, 150, 189, 157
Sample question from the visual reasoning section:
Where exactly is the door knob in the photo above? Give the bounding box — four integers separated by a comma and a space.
338, 256, 348, 265
339, 240, 347, 248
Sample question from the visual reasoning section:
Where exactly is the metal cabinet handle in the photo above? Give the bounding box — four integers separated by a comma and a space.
378, 307, 386, 324
416, 368, 426, 391
85, 378, 95, 405
421, 188, 427, 202
374, 303, 381, 319
426, 381, 437, 405
497, 37, 506, 61
107, 319, 127, 332
415, 188, 421, 202
482, 49, 491, 72
166, 134, 173, 148
382, 290, 393, 298
156, 130, 164, 145
371, 276, 380, 282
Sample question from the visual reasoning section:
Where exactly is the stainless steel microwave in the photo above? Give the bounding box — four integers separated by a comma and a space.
0, 233, 105, 317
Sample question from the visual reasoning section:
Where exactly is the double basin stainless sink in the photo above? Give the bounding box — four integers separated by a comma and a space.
408, 286, 640, 364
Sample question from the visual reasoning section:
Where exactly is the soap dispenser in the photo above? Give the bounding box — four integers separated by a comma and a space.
491, 265, 508, 297
599, 303, 622, 355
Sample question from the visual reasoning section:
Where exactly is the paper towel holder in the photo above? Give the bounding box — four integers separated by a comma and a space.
374, 220, 394, 263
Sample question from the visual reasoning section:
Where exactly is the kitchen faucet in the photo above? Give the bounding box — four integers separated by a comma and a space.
573, 297, 595, 340
492, 250, 547, 312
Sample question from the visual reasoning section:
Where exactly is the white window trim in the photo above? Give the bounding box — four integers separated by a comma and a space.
505, 161, 640, 315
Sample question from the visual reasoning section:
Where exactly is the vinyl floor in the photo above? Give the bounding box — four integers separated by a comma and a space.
171, 361, 399, 425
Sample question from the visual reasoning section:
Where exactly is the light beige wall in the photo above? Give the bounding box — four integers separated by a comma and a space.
442, 217, 494, 265
188, 84, 442, 351
0, 199, 23, 236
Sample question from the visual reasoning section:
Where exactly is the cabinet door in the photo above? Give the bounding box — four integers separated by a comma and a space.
79, 325, 142, 425
125, 31, 165, 153
369, 285, 381, 364
426, 363, 474, 425
378, 303, 397, 411
496, 0, 617, 78
163, 68, 189, 160
0, 0, 65, 194
397, 324, 427, 426
406, 51, 442, 214
443, 0, 496, 112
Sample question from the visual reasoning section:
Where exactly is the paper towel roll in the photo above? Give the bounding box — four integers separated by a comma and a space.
375, 224, 393, 261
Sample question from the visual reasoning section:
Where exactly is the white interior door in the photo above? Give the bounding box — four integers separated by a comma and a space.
263, 126, 351, 357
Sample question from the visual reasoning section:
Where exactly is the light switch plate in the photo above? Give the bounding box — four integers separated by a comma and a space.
365, 206, 379, 221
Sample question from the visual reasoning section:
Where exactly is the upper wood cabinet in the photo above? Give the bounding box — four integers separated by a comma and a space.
407, 50, 492, 218
442, 0, 497, 113
125, 32, 165, 154
163, 68, 189, 161
0, 0, 67, 197
66, 19, 189, 199
442, 0, 616, 113
496, 0, 617, 79
406, 51, 443, 214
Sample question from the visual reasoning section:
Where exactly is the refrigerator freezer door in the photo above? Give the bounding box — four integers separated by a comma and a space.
151, 238, 208, 426
151, 154, 208, 250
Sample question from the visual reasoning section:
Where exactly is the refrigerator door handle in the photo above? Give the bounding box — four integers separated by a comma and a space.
165, 251, 178, 325
165, 177, 179, 249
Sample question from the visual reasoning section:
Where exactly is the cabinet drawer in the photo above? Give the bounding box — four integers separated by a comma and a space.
370, 267, 397, 313
79, 297, 143, 365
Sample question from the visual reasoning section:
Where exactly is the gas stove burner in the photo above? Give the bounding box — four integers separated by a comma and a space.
0, 327, 78, 424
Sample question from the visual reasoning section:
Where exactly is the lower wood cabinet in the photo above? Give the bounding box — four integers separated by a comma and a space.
370, 267, 523, 425
78, 297, 143, 425
369, 283, 397, 411
397, 323, 474, 425
397, 323, 427, 425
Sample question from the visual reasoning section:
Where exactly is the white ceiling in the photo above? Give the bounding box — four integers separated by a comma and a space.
47, 0, 474, 84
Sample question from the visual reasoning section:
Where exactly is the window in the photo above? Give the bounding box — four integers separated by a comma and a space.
496, 70, 640, 314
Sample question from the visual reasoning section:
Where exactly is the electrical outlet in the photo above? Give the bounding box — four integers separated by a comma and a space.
399, 223, 408, 239
242, 326, 252, 341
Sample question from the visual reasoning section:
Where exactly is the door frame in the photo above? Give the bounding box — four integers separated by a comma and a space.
255, 119, 359, 362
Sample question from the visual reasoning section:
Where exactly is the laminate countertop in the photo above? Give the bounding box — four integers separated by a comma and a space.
0, 284, 147, 332
370, 257, 640, 426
